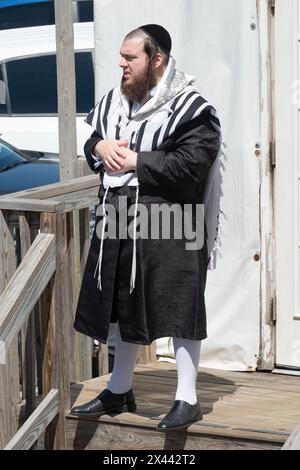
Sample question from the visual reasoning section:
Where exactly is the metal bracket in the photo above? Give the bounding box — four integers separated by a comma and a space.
270, 140, 276, 168
271, 296, 277, 323
269, 0, 275, 15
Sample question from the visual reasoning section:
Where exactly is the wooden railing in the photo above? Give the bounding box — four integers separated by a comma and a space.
282, 424, 300, 450
0, 172, 156, 449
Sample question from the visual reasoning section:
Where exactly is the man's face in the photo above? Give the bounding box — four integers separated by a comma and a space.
119, 37, 155, 103
119, 37, 149, 86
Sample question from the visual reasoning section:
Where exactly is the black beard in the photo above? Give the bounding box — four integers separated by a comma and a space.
121, 63, 157, 103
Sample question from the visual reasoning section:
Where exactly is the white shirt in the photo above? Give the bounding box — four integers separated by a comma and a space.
92, 86, 158, 188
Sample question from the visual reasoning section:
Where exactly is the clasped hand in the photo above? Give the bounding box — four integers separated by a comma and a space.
93, 139, 137, 173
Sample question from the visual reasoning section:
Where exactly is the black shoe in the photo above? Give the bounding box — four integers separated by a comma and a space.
157, 400, 202, 432
71, 388, 136, 417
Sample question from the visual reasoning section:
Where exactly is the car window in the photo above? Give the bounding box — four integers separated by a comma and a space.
7, 54, 58, 114
0, 140, 24, 169
0, 1, 55, 30
0, 1, 93, 30
77, 0, 93, 21
0, 66, 8, 114
75, 51, 94, 113
6, 51, 94, 114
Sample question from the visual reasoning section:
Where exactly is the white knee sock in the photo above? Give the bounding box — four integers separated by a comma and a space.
107, 324, 142, 394
173, 337, 202, 405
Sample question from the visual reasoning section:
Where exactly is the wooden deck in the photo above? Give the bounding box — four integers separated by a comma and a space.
65, 361, 300, 450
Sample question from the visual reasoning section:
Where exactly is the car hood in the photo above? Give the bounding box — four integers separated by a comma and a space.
0, 161, 59, 195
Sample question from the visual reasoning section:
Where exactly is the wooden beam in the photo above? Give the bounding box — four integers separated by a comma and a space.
65, 418, 281, 450
78, 156, 94, 177
19, 213, 37, 419
0, 193, 99, 214
0, 210, 17, 292
0, 198, 64, 213
282, 424, 300, 450
40, 212, 71, 449
74, 207, 94, 381
98, 342, 109, 376
52, 189, 98, 212
68, 209, 93, 382
54, 0, 78, 180
0, 210, 20, 448
2, 174, 99, 201
3, 389, 59, 450
138, 343, 157, 365
0, 233, 56, 352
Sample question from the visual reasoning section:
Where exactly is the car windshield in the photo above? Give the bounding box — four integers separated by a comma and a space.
0, 139, 25, 170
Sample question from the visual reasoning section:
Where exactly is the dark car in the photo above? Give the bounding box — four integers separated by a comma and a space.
0, 137, 59, 195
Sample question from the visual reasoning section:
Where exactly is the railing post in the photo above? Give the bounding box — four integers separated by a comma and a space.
18, 212, 36, 419
137, 343, 157, 365
40, 212, 71, 449
70, 210, 93, 381
54, 0, 78, 181
0, 210, 20, 448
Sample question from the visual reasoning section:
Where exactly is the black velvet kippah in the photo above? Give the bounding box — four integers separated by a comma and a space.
139, 24, 172, 55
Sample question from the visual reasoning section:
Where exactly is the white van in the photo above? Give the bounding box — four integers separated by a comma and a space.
0, 22, 94, 156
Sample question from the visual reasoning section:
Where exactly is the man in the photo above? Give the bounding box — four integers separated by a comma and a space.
72, 24, 221, 431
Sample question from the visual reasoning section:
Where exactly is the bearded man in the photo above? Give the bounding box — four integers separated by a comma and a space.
72, 24, 221, 432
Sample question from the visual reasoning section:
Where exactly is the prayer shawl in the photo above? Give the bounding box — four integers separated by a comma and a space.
85, 57, 222, 292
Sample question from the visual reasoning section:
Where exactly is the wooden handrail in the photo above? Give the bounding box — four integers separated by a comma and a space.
0, 174, 99, 202
0, 198, 65, 213
0, 233, 56, 352
282, 424, 300, 450
4, 389, 59, 450
0, 175, 99, 213
0, 175, 100, 449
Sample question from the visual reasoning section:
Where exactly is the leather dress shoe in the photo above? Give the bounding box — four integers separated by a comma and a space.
157, 400, 202, 432
71, 388, 136, 417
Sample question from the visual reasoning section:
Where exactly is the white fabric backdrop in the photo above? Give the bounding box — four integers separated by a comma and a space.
94, 0, 261, 370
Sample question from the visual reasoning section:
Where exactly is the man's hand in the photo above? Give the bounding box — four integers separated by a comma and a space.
112, 147, 138, 173
94, 139, 128, 171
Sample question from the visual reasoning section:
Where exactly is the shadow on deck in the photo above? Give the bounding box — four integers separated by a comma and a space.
65, 361, 300, 450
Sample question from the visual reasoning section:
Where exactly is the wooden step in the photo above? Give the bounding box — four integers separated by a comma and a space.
65, 362, 300, 450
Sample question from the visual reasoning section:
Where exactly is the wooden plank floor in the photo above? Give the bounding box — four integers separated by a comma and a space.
66, 361, 300, 450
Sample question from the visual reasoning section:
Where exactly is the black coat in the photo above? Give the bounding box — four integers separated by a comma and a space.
74, 110, 221, 345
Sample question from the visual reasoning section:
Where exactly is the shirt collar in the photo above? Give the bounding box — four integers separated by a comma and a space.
131, 85, 158, 114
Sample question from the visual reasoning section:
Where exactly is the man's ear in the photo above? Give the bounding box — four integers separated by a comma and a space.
152, 53, 164, 69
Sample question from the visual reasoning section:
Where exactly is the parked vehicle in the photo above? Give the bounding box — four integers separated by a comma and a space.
0, 21, 95, 156
0, 137, 59, 195
0, 0, 93, 30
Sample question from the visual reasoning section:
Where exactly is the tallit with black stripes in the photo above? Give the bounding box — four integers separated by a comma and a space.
85, 56, 223, 270
85, 57, 221, 158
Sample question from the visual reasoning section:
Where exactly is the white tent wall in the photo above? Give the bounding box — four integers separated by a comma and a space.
275, 0, 300, 369
93, 0, 274, 371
